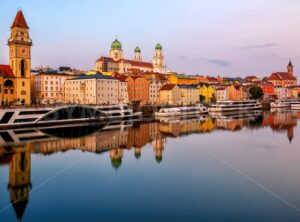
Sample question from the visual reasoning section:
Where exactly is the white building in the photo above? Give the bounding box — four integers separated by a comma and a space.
214, 87, 229, 101
274, 87, 287, 100
31, 72, 73, 104
63, 74, 128, 105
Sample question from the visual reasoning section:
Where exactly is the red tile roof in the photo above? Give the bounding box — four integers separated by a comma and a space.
268, 72, 296, 81
0, 65, 15, 78
121, 59, 153, 68
11, 10, 29, 29
128, 68, 142, 74
160, 84, 176, 91
96, 56, 118, 63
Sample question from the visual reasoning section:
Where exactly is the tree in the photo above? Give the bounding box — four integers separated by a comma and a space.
249, 86, 264, 99
199, 95, 206, 103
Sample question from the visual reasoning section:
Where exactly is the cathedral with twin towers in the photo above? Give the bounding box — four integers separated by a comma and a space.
95, 39, 166, 74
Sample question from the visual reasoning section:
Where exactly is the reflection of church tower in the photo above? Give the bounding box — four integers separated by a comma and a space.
152, 137, 166, 163
133, 47, 142, 62
8, 10, 32, 105
134, 147, 141, 159
109, 148, 124, 169
287, 60, 294, 76
152, 43, 166, 73
8, 147, 31, 220
287, 127, 294, 143
109, 39, 124, 61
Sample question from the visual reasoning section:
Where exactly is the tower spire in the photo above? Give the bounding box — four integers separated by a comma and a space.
11, 10, 29, 29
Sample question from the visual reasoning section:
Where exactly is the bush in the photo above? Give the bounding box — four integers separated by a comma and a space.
249, 86, 264, 99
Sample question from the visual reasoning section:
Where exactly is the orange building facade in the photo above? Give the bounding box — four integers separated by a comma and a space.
126, 76, 150, 104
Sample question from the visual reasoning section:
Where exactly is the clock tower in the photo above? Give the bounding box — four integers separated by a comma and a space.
8, 10, 32, 105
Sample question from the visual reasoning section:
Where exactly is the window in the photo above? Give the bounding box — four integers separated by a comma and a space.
22, 81, 25, 87
20, 60, 26, 77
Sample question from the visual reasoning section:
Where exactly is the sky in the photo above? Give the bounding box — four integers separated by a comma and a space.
0, 0, 299, 77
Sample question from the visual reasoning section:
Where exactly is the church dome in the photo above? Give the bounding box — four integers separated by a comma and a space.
155, 43, 162, 50
134, 46, 141, 53
111, 39, 122, 50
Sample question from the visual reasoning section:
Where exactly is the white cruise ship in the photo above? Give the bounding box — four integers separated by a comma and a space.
155, 105, 208, 118
0, 104, 141, 129
208, 100, 262, 112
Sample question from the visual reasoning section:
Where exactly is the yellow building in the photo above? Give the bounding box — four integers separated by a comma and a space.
198, 83, 214, 103
178, 85, 199, 105
168, 74, 197, 85
159, 84, 181, 105
0, 10, 32, 105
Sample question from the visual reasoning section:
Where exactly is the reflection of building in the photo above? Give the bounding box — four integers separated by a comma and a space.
0, 10, 32, 105
109, 148, 124, 169
8, 144, 31, 220
152, 136, 166, 163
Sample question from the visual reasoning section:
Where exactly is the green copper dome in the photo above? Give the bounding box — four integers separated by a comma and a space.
134, 46, 141, 53
111, 39, 122, 50
155, 43, 162, 50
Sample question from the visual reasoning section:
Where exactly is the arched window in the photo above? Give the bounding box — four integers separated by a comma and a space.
20, 60, 26, 77
4, 80, 14, 88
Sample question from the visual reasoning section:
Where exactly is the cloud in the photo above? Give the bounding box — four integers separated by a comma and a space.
176, 55, 231, 67
240, 43, 278, 49
201, 58, 231, 67
176, 55, 188, 60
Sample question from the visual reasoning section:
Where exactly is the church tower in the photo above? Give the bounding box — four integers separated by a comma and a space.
287, 60, 294, 76
8, 10, 32, 105
133, 47, 142, 61
153, 43, 166, 73
8, 145, 31, 220
109, 39, 124, 61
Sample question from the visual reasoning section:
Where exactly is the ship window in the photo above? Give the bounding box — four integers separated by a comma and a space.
19, 110, 50, 115
14, 118, 38, 123
0, 132, 14, 142
39, 107, 104, 122
0, 112, 14, 124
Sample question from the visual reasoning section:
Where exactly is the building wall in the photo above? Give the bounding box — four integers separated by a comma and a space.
31, 74, 71, 104
179, 87, 199, 105
126, 76, 149, 104
228, 85, 243, 101
199, 85, 214, 103
64, 78, 121, 105
214, 89, 229, 101
149, 80, 163, 104
159, 85, 181, 105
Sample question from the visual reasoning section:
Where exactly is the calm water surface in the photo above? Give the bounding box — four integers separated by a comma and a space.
0, 110, 300, 222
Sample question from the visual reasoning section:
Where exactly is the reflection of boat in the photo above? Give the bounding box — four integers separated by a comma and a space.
0, 104, 141, 129
211, 110, 262, 120
155, 105, 208, 117
0, 120, 133, 146
270, 101, 290, 108
291, 104, 300, 110
155, 114, 208, 123
208, 100, 262, 112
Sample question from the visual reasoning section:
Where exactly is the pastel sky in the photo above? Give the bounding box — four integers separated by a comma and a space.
0, 0, 299, 77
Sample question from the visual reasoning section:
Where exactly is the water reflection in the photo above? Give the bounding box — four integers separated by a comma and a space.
0, 110, 299, 220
